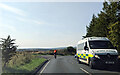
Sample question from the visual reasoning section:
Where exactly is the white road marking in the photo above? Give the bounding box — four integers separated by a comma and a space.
80, 68, 92, 75
40, 60, 50, 73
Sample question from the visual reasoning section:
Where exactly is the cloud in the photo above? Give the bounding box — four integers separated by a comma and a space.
0, 3, 46, 27
0, 3, 46, 26
33, 20, 45, 25
16, 17, 27, 22
0, 24, 16, 32
16, 17, 46, 25
0, 3, 26, 16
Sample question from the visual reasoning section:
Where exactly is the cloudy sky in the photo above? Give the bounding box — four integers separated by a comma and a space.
0, 2, 103, 48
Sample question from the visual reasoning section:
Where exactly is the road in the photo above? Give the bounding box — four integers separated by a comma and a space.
38, 56, 120, 75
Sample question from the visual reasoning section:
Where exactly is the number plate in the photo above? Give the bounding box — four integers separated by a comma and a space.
105, 61, 114, 64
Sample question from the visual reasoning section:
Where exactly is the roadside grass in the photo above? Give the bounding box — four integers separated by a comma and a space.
3, 52, 46, 74
4, 58, 46, 73
16, 58, 46, 72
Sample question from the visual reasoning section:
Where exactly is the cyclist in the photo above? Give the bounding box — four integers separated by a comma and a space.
54, 50, 57, 59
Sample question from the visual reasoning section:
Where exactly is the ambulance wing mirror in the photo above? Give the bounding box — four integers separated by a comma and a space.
84, 46, 89, 51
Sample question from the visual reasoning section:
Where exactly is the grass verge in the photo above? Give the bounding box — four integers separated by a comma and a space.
4, 58, 46, 73
16, 58, 46, 72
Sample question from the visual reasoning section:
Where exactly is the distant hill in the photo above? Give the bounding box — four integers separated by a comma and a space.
16, 47, 67, 52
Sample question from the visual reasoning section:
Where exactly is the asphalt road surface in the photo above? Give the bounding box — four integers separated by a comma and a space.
38, 56, 120, 75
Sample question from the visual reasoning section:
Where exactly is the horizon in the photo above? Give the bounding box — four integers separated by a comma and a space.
17, 46, 68, 49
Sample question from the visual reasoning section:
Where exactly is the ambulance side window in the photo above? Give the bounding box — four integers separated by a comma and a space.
78, 43, 84, 50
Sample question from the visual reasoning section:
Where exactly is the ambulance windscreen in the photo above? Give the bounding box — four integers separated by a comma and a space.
89, 40, 115, 49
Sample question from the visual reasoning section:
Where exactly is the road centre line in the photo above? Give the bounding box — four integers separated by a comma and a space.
40, 60, 50, 73
80, 68, 92, 75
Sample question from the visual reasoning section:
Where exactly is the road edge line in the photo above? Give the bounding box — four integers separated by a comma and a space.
80, 68, 92, 75
40, 59, 50, 73
32, 59, 50, 75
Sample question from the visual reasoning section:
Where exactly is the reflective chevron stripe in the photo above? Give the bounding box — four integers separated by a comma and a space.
77, 53, 94, 59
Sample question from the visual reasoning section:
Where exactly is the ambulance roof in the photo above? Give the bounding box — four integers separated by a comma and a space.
78, 37, 109, 44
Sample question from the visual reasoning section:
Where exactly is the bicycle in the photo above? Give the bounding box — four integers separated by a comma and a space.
54, 53, 57, 59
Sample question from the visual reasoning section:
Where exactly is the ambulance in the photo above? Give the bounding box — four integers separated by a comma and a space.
76, 37, 119, 69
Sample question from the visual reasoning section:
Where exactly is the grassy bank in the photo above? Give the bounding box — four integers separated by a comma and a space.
2, 52, 46, 74
3, 58, 46, 73
15, 58, 46, 72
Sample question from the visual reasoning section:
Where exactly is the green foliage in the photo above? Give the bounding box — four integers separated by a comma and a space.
0, 35, 17, 67
86, 1, 120, 54
3, 51, 47, 73
108, 22, 120, 53
8, 52, 34, 68
15, 58, 46, 72
86, 14, 97, 37
4, 57, 46, 73
67, 46, 76, 55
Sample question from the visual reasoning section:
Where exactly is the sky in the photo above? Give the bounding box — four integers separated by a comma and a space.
0, 2, 103, 48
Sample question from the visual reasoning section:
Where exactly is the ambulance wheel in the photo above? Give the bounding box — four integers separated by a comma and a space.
89, 60, 95, 69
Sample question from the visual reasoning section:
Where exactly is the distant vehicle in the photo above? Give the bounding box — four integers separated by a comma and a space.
76, 37, 119, 69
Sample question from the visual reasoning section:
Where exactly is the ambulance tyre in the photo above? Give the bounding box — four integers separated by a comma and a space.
89, 59, 95, 69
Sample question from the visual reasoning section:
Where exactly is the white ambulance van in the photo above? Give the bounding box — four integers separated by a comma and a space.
76, 37, 119, 69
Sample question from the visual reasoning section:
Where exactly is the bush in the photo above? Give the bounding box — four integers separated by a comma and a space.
8, 52, 34, 68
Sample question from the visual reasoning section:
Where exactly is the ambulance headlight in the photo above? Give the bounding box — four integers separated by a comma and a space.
95, 55, 100, 59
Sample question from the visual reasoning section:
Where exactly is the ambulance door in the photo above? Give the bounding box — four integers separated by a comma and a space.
83, 42, 89, 62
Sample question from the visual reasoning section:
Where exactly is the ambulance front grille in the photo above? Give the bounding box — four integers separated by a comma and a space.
98, 55, 118, 61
